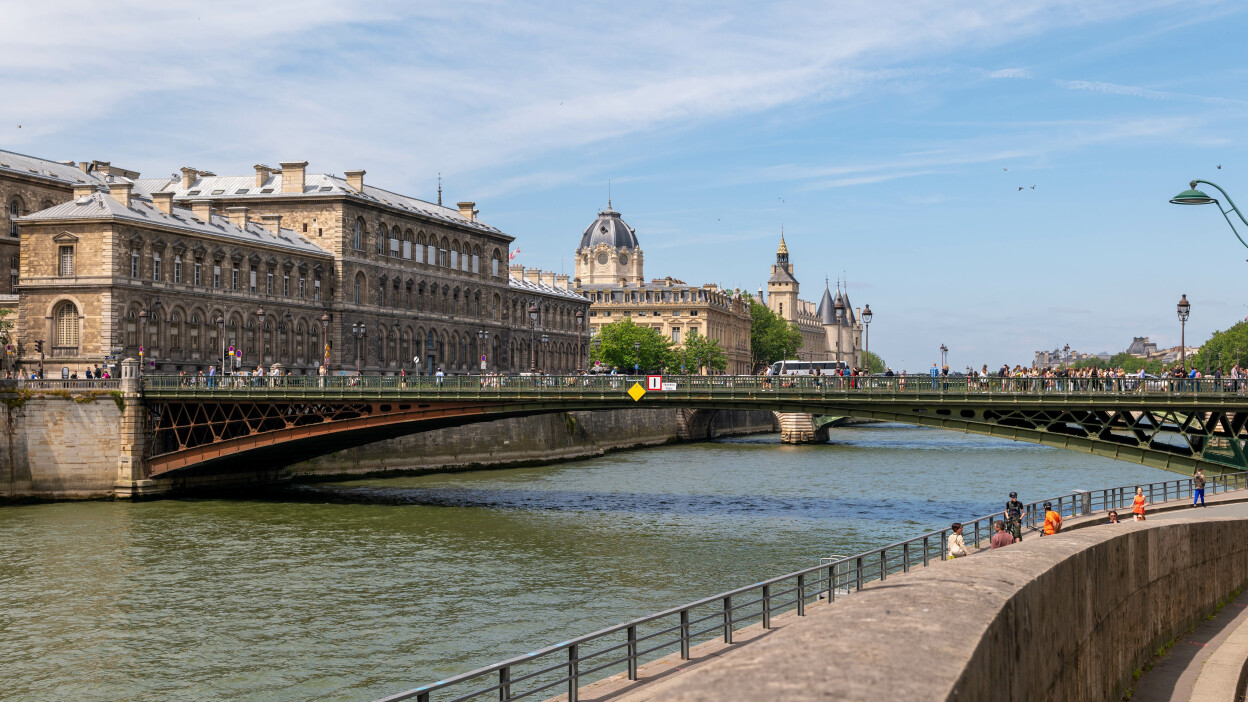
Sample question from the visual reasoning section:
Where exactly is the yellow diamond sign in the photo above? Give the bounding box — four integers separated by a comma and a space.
628, 382, 646, 402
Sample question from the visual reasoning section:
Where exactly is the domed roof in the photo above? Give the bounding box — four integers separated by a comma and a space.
578, 205, 639, 251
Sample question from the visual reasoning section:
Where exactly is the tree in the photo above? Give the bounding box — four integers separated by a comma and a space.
1191, 321, 1248, 373
748, 299, 802, 371
677, 329, 727, 374
589, 318, 674, 373
864, 350, 886, 374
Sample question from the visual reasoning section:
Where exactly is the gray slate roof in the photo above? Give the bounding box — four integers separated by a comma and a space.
20, 191, 332, 258
508, 275, 587, 302
578, 208, 639, 251
816, 284, 837, 324
0, 148, 104, 186
132, 173, 505, 236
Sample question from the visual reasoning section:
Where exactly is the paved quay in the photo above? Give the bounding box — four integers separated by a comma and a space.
568, 490, 1248, 702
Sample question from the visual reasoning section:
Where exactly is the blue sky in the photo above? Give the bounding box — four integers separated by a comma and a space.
4, 0, 1247, 370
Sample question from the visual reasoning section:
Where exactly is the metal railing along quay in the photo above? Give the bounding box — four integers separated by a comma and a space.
376, 473, 1248, 702
11, 379, 121, 391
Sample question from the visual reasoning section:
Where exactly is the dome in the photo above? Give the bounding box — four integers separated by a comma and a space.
578, 206, 639, 251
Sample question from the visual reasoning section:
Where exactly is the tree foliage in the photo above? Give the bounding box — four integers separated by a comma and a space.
864, 350, 887, 374
1191, 321, 1248, 373
1070, 353, 1166, 374
589, 318, 674, 373
749, 299, 802, 371
676, 329, 727, 374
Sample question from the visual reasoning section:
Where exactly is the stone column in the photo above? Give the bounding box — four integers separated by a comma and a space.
114, 358, 163, 498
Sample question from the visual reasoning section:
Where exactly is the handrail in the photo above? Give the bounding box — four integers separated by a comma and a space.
376, 473, 1248, 702
13, 379, 121, 391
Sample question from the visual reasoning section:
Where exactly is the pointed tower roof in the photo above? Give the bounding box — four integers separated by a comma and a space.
816, 279, 837, 325
777, 232, 788, 256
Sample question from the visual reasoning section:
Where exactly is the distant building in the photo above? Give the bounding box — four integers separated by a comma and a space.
765, 233, 863, 367
1127, 336, 1159, 357
1032, 345, 1102, 369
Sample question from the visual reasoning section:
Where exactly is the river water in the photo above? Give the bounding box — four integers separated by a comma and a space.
0, 424, 1172, 701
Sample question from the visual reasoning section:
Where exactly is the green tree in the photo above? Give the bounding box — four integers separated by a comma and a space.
677, 329, 727, 374
1191, 320, 1248, 373
589, 318, 674, 373
748, 299, 802, 371
864, 350, 887, 374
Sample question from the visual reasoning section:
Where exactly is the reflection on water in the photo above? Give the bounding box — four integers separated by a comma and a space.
0, 424, 1172, 701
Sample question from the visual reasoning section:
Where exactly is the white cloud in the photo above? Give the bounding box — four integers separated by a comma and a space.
986, 68, 1031, 79
1054, 79, 1246, 105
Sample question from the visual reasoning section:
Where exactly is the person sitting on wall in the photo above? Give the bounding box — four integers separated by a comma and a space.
1042, 502, 1062, 535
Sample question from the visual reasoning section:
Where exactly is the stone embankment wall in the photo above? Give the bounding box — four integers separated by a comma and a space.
608, 516, 1248, 702
0, 392, 125, 500
287, 409, 776, 479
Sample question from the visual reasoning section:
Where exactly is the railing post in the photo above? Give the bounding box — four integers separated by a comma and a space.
762, 584, 772, 629
828, 563, 836, 602
627, 625, 638, 680
567, 644, 579, 702
880, 549, 887, 581
855, 556, 864, 591
722, 596, 733, 644
679, 610, 691, 660
499, 665, 511, 701
902, 542, 910, 573
797, 574, 806, 616
923, 536, 930, 567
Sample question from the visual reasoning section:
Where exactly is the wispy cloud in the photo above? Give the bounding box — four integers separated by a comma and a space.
986, 68, 1032, 79
1054, 79, 1247, 106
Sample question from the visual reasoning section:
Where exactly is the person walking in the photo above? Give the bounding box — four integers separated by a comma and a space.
1193, 468, 1207, 508
1132, 487, 1149, 521
1042, 502, 1062, 535
990, 520, 1015, 549
1005, 492, 1026, 542
947, 522, 969, 559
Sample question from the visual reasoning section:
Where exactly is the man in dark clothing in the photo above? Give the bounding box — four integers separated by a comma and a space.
1005, 492, 1026, 542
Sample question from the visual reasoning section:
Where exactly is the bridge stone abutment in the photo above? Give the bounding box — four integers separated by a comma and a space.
774, 412, 829, 444
114, 358, 163, 499
608, 516, 1248, 702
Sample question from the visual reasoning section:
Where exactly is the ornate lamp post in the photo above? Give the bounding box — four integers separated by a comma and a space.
256, 307, 266, 366
575, 309, 584, 372
320, 313, 331, 373
833, 295, 845, 365
427, 334, 437, 376
539, 333, 549, 373
633, 341, 640, 375
1177, 294, 1191, 374
477, 329, 490, 373
528, 302, 539, 373
1170, 181, 1248, 253
351, 321, 367, 375
138, 308, 148, 373
940, 343, 948, 369
861, 304, 873, 373
591, 334, 601, 371
215, 316, 226, 375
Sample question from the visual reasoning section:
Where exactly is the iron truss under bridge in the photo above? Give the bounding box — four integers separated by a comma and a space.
137, 374, 1248, 478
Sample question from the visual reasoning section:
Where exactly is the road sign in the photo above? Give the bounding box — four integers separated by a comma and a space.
628, 382, 646, 401
646, 375, 663, 391
110, 345, 124, 352
662, 382, 677, 391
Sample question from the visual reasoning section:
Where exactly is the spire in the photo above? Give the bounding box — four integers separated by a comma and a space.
437, 173, 442, 206
777, 228, 788, 256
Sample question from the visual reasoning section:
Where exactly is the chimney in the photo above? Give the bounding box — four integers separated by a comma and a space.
78, 161, 91, 173
254, 164, 272, 188
109, 182, 133, 208
524, 267, 541, 285
457, 201, 477, 221
180, 166, 199, 190
190, 200, 214, 222
541, 271, 555, 286
555, 273, 570, 290
344, 169, 365, 192
280, 161, 308, 193
260, 214, 283, 235
151, 192, 174, 215
72, 184, 97, 199
226, 206, 249, 230
509, 263, 524, 278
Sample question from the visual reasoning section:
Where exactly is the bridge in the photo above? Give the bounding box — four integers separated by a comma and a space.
132, 370, 1248, 480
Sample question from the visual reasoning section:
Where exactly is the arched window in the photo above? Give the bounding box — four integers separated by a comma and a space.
353, 218, 364, 250
295, 323, 306, 363
389, 228, 400, 258
126, 309, 138, 348
376, 223, 385, 255
353, 273, 365, 304
189, 314, 200, 351
9, 197, 24, 238
169, 312, 181, 350
53, 302, 79, 352
378, 277, 386, 307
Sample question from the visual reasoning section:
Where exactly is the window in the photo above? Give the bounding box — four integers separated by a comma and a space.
376, 225, 385, 255
249, 267, 257, 293
492, 258, 499, 277
189, 315, 200, 350
131, 251, 139, 278
472, 254, 479, 274
152, 252, 162, 281
173, 255, 182, 284
298, 274, 306, 298
126, 310, 137, 347
54, 302, 79, 350
169, 313, 181, 349
378, 279, 385, 307
672, 328, 681, 344
451, 249, 458, 269
8, 198, 21, 238
58, 245, 74, 276
353, 219, 363, 250
232, 267, 239, 290
266, 270, 273, 294
193, 262, 202, 286
10, 255, 17, 290
213, 264, 221, 288
314, 279, 321, 301
353, 274, 363, 304
427, 244, 436, 265
414, 242, 424, 263
390, 233, 399, 257
402, 240, 411, 259
283, 273, 290, 296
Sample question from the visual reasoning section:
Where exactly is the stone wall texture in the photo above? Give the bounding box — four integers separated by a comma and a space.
0, 394, 122, 499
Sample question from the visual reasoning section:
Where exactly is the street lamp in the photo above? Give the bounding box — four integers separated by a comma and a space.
633, 341, 640, 375
575, 309, 584, 372
320, 313, 330, 373
528, 302, 539, 373
477, 328, 489, 373
215, 316, 226, 375
1170, 180, 1248, 252
351, 321, 367, 375
861, 304, 873, 373
1177, 294, 1190, 374
256, 307, 266, 367
540, 333, 549, 372
940, 343, 948, 369
591, 334, 601, 370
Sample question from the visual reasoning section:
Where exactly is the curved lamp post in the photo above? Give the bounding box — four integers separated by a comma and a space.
1171, 180, 1248, 252
861, 304, 873, 373
528, 302, 539, 373
1177, 294, 1191, 374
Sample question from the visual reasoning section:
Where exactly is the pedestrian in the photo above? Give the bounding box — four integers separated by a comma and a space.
947, 522, 969, 559
990, 520, 1015, 549
1132, 487, 1148, 521
1107, 510, 1119, 524
1193, 468, 1207, 508
1005, 491, 1026, 542
930, 362, 939, 390
1042, 502, 1062, 535
436, 367, 445, 386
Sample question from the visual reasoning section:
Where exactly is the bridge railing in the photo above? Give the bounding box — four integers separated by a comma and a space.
14, 379, 121, 391
139, 373, 1248, 397
376, 473, 1248, 702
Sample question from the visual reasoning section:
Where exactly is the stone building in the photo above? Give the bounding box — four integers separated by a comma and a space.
572, 204, 752, 374
764, 234, 863, 367
13, 155, 588, 376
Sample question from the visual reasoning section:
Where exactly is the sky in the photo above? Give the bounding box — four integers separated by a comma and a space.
3, 0, 1247, 371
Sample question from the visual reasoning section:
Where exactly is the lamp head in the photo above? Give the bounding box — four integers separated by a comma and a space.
1178, 293, 1191, 321
861, 304, 873, 324
1170, 182, 1217, 206
256, 307, 266, 322
528, 302, 538, 321
321, 313, 330, 328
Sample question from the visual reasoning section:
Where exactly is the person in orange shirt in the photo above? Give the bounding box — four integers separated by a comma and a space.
1042, 502, 1062, 535
1132, 487, 1148, 521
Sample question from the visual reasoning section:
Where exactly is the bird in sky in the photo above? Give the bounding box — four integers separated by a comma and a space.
1218, 164, 1223, 169
1018, 186, 1024, 191
1003, 167, 1008, 172
1030, 185, 1036, 189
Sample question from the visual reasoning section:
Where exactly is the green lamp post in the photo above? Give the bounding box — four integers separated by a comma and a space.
1170, 180, 1248, 251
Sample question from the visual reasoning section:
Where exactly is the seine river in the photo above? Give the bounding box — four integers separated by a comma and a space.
0, 423, 1172, 701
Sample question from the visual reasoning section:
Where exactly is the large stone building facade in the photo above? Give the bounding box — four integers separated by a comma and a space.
572, 205, 752, 374
765, 234, 863, 367
8, 150, 588, 376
